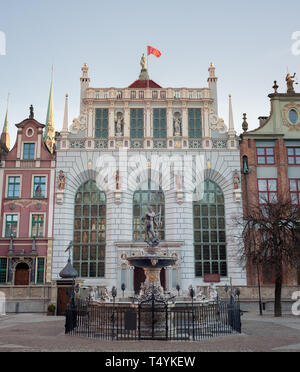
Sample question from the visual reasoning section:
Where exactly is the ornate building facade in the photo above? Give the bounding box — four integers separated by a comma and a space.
0, 107, 56, 312
240, 77, 300, 289
52, 59, 246, 301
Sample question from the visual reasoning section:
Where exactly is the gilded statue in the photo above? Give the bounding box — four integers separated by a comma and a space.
286, 72, 296, 92
140, 53, 147, 70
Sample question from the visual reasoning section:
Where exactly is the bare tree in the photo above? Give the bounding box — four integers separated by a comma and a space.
238, 196, 300, 317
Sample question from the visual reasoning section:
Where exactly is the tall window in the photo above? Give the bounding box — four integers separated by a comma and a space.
0, 258, 7, 284
7, 176, 20, 198
5, 215, 18, 237
256, 147, 275, 165
130, 109, 144, 139
258, 179, 278, 204
133, 190, 165, 242
33, 176, 46, 198
23, 143, 35, 160
95, 109, 108, 138
73, 180, 106, 278
194, 180, 227, 277
31, 214, 44, 237
188, 109, 202, 138
36, 258, 45, 284
153, 108, 166, 138
290, 179, 300, 205
287, 147, 300, 165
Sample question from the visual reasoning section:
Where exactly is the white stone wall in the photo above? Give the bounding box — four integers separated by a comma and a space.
52, 148, 246, 292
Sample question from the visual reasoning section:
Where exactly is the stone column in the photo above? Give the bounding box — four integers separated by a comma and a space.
167, 106, 173, 138
182, 106, 188, 138
124, 104, 130, 138
203, 102, 210, 138
145, 103, 151, 138
109, 104, 115, 138
87, 105, 94, 138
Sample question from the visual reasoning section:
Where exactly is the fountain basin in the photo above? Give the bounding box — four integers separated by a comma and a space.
127, 256, 177, 269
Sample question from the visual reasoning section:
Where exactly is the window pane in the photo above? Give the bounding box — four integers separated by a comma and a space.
73, 181, 106, 278
257, 148, 265, 155
193, 180, 227, 277
268, 180, 277, 191
258, 157, 266, 164
258, 180, 267, 191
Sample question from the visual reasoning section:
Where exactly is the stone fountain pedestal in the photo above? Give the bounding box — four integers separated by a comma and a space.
126, 247, 178, 339
127, 253, 177, 292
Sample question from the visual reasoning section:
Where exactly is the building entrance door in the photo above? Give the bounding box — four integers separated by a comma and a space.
15, 263, 30, 286
57, 286, 72, 316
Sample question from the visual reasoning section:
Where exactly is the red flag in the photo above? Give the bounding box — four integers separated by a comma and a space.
147, 46, 162, 58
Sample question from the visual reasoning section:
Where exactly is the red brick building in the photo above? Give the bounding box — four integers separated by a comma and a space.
240, 78, 300, 288
0, 107, 56, 312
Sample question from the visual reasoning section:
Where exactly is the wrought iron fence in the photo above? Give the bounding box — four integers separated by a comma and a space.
65, 299, 241, 341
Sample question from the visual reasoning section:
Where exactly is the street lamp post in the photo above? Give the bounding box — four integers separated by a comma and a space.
242, 156, 263, 316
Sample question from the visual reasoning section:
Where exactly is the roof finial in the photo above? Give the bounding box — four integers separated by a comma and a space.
273, 80, 279, 93
62, 93, 69, 133
29, 104, 34, 119
242, 113, 248, 132
228, 94, 235, 134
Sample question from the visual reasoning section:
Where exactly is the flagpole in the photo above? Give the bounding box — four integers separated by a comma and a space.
147, 46, 149, 89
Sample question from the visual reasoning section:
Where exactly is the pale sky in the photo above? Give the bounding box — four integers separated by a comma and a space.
0, 0, 300, 145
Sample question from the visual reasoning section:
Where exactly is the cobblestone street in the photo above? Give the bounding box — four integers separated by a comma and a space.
0, 312, 299, 352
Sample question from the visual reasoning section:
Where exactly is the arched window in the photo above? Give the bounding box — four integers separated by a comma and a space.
133, 189, 165, 242
193, 180, 227, 278
73, 180, 106, 278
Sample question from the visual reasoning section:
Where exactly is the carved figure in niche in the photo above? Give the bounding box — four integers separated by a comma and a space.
57, 170, 66, 191
233, 170, 240, 190
116, 170, 120, 190
173, 113, 182, 137
115, 112, 124, 137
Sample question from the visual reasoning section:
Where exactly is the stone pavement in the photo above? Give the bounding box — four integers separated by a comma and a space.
0, 312, 299, 352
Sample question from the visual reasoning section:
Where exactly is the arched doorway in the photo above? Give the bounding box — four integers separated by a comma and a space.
15, 263, 30, 286
134, 267, 166, 294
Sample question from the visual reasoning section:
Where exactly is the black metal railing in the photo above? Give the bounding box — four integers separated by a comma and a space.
65, 299, 241, 341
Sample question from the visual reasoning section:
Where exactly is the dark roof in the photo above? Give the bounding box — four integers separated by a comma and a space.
128, 80, 162, 89
59, 259, 78, 279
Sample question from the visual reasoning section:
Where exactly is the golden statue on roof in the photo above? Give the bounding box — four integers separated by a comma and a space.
286, 72, 296, 93
140, 53, 147, 70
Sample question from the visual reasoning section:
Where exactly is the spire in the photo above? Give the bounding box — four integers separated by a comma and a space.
228, 94, 235, 135
1, 93, 10, 150
44, 67, 55, 153
62, 94, 69, 134
207, 62, 218, 116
